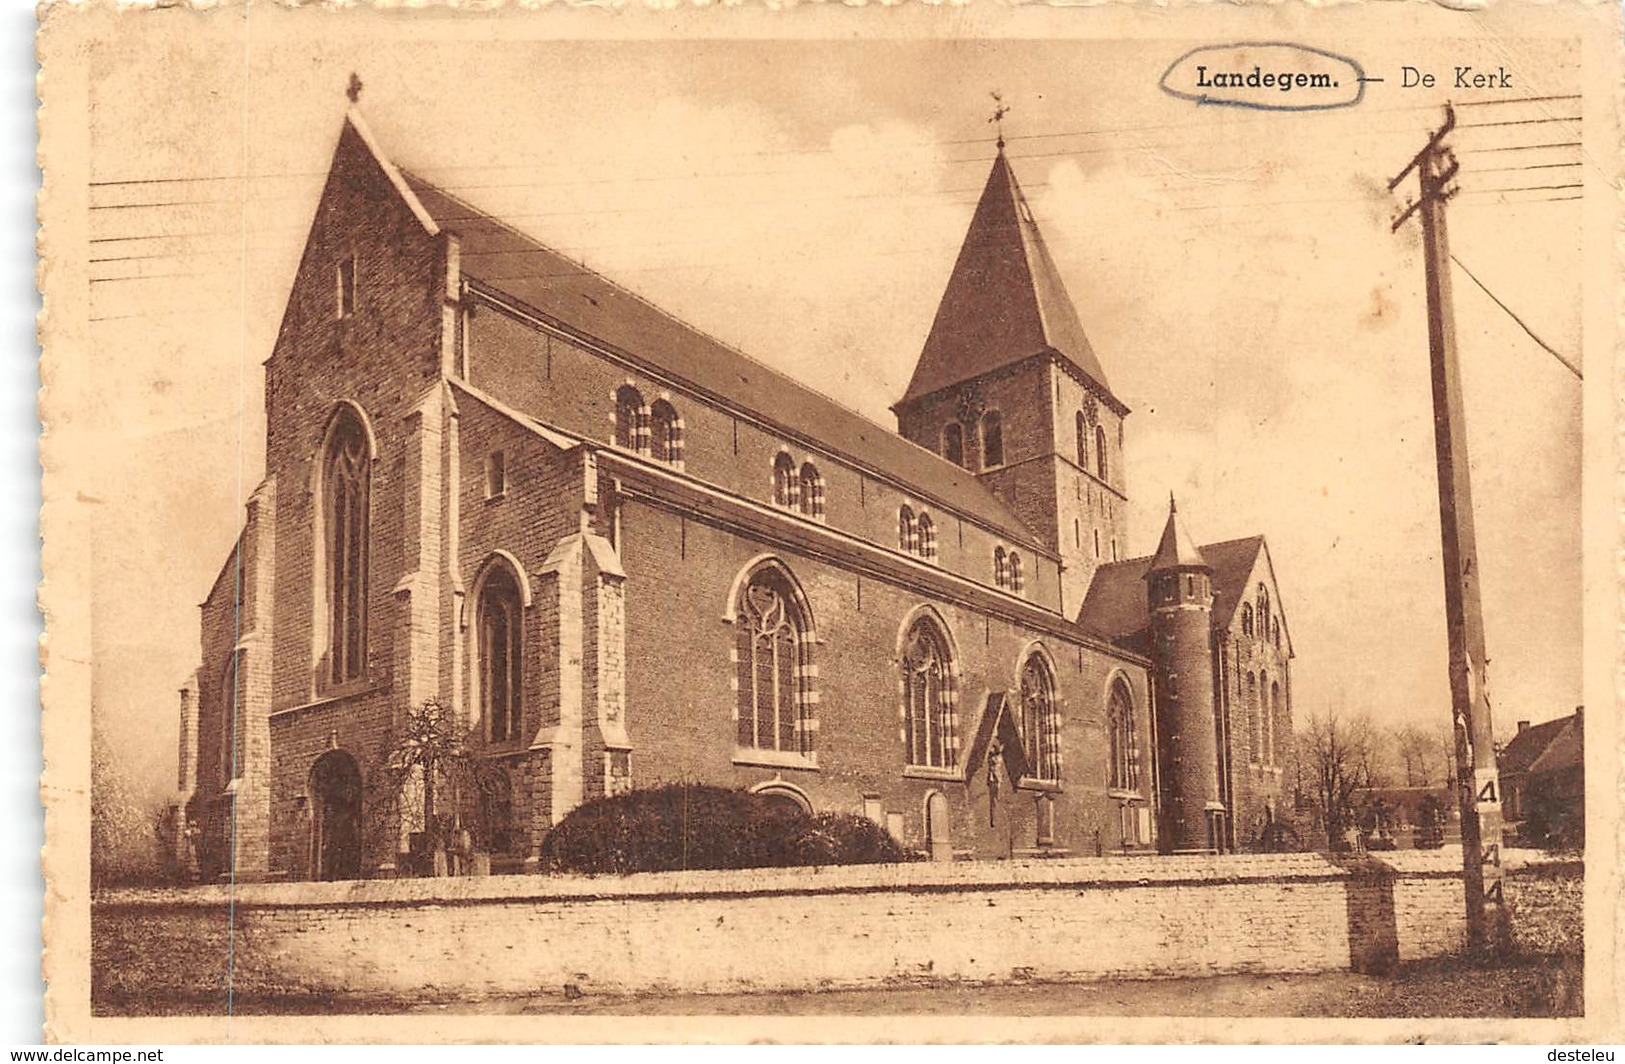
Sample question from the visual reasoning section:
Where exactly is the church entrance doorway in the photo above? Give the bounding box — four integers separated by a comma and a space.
309, 750, 363, 881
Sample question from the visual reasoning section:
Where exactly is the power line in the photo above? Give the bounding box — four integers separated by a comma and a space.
1449, 252, 1581, 379
1456, 182, 1582, 196
1457, 140, 1581, 155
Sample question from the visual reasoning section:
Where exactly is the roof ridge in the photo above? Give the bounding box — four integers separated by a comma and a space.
402, 169, 876, 422
400, 169, 1045, 548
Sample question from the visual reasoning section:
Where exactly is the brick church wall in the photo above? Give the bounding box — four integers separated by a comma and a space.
464, 305, 1064, 611
615, 495, 1154, 859
246, 120, 455, 879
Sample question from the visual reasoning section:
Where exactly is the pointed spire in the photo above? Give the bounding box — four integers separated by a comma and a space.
898, 148, 1116, 409
1147, 494, 1210, 573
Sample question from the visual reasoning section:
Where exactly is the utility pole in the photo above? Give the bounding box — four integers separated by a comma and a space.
1388, 104, 1508, 954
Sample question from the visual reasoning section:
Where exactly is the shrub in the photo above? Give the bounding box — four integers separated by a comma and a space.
539, 784, 911, 874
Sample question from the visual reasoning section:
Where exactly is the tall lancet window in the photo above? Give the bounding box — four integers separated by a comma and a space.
1095, 424, 1108, 482
1019, 653, 1061, 782
735, 566, 814, 755
478, 566, 524, 743
1076, 412, 1088, 470
981, 411, 1004, 468
1108, 678, 1140, 793
943, 422, 966, 468
324, 407, 370, 686
902, 617, 956, 768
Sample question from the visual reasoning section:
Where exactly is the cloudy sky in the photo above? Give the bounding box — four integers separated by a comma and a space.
74, 11, 1590, 801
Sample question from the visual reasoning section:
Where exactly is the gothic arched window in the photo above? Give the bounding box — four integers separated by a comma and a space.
649, 399, 682, 465
1019, 653, 1060, 782
1108, 677, 1139, 793
898, 505, 917, 553
1075, 411, 1088, 470
943, 423, 965, 468
994, 547, 1008, 589
735, 565, 815, 755
902, 616, 957, 768
916, 512, 938, 561
1269, 679, 1282, 765
1241, 602, 1254, 637
1008, 551, 1024, 593
773, 452, 798, 508
219, 653, 241, 785
478, 565, 524, 743
614, 385, 646, 452
981, 411, 1004, 468
798, 462, 825, 520
1246, 672, 1261, 763
1095, 424, 1109, 482
323, 406, 370, 686
1257, 585, 1271, 638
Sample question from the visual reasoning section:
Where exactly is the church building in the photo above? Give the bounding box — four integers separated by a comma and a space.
177, 101, 1295, 881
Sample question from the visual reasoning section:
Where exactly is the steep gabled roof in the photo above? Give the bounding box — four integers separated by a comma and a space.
1077, 535, 1271, 647
1499, 715, 1575, 777
397, 170, 1047, 552
898, 151, 1115, 409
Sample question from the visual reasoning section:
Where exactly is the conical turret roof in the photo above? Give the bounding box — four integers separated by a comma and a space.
898, 150, 1116, 408
1146, 495, 1210, 573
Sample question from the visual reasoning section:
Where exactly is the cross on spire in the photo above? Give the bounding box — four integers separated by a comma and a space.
988, 91, 1011, 152
346, 72, 363, 104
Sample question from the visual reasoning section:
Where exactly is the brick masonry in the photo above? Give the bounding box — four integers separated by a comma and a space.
91, 853, 1580, 1007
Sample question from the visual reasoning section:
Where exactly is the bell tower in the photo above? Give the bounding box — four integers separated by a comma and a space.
893, 146, 1128, 613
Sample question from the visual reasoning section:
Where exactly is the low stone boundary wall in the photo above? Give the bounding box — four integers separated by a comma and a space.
91, 851, 1580, 1009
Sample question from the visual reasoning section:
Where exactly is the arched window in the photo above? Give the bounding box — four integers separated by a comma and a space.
478, 565, 524, 743
1241, 602, 1254, 637
943, 423, 965, 468
1246, 672, 1260, 763
1257, 585, 1271, 638
649, 399, 682, 465
898, 505, 917, 553
735, 565, 815, 755
981, 411, 1004, 468
916, 512, 938, 561
798, 462, 825, 520
902, 616, 957, 768
1075, 411, 1088, 470
1273, 619, 1281, 651
993, 547, 1008, 588
1019, 653, 1060, 782
1008, 551, 1024, 593
614, 385, 646, 452
219, 653, 241, 785
323, 406, 371, 686
1095, 424, 1108, 482
1108, 678, 1140, 793
1269, 679, 1282, 765
773, 452, 798, 508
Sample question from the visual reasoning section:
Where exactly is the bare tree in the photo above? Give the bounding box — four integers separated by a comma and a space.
1393, 721, 1444, 786
1299, 708, 1378, 849
369, 699, 509, 875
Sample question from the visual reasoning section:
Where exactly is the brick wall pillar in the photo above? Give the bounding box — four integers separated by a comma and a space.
232, 478, 277, 880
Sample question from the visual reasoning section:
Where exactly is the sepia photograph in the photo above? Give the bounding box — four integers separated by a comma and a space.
36, 2, 1619, 1044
